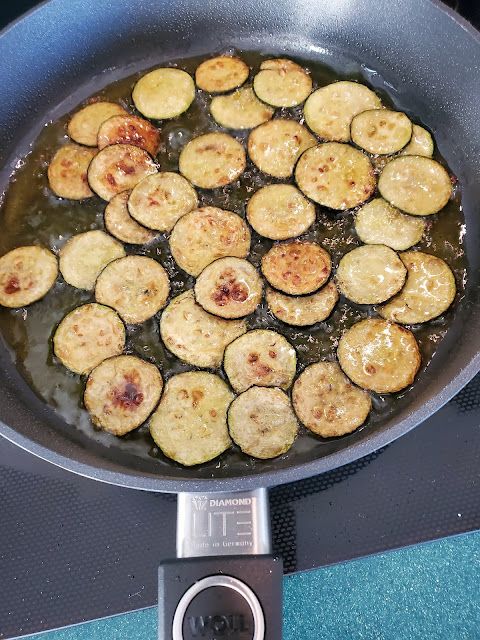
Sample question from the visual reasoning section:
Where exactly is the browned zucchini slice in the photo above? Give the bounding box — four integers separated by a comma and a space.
195, 56, 249, 93
97, 114, 161, 157
48, 144, 96, 200
0, 246, 58, 308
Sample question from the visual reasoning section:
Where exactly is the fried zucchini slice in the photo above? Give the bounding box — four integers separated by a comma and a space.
292, 361, 371, 437
104, 191, 157, 245
169, 206, 250, 276
195, 56, 249, 93
132, 68, 195, 120
261, 241, 331, 295
401, 124, 434, 157
87, 143, 158, 201
304, 81, 382, 142
248, 119, 316, 178
223, 329, 297, 393
95, 255, 170, 324
160, 290, 246, 368
266, 281, 338, 326
228, 387, 298, 458
379, 251, 456, 324
0, 246, 58, 308
128, 172, 198, 232
253, 58, 312, 108
337, 318, 421, 393
67, 101, 126, 147
97, 114, 161, 157
150, 371, 233, 466
210, 87, 274, 129
59, 230, 125, 291
194, 257, 263, 319
53, 303, 125, 375
246, 184, 315, 240
178, 132, 246, 189
354, 198, 425, 251
378, 156, 452, 216
295, 142, 376, 210
350, 109, 412, 155
84, 355, 163, 436
48, 144, 96, 200
336, 245, 406, 305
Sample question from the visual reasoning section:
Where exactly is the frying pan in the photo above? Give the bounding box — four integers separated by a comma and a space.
0, 0, 480, 637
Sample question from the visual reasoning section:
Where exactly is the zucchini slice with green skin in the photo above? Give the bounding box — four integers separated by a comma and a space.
84, 355, 163, 436
354, 198, 425, 251
169, 206, 250, 276
350, 109, 412, 155
128, 172, 198, 232
150, 371, 233, 467
337, 318, 421, 393
336, 244, 406, 305
179, 132, 246, 189
292, 361, 371, 438
228, 386, 298, 459
97, 114, 161, 157
48, 144, 96, 200
87, 143, 158, 201
248, 119, 316, 178
303, 81, 382, 142
59, 230, 125, 291
266, 281, 338, 326
195, 257, 263, 319
104, 191, 157, 245
210, 87, 274, 130
68, 101, 126, 147
53, 303, 126, 375
295, 142, 376, 209
400, 124, 434, 157
195, 56, 249, 93
379, 251, 456, 324
0, 246, 58, 308
95, 255, 170, 324
378, 155, 452, 216
261, 241, 331, 295
223, 329, 297, 393
246, 184, 315, 240
160, 290, 247, 368
132, 68, 195, 120
253, 58, 312, 108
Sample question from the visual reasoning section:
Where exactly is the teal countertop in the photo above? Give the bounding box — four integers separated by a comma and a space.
29, 530, 479, 640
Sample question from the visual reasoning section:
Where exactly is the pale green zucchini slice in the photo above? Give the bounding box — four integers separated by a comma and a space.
160, 290, 246, 368
195, 56, 249, 93
127, 171, 198, 232
48, 144, 96, 200
337, 318, 421, 393
350, 109, 412, 155
253, 58, 312, 107
336, 245, 406, 305
354, 198, 425, 250
303, 81, 382, 142
210, 87, 274, 129
84, 355, 163, 436
400, 124, 434, 157
379, 251, 456, 324
67, 101, 126, 147
246, 184, 315, 240
95, 255, 170, 324
150, 371, 233, 466
97, 114, 161, 157
223, 329, 297, 393
104, 191, 157, 245
59, 230, 125, 290
53, 303, 125, 375
228, 387, 298, 458
295, 142, 376, 209
169, 206, 250, 276
248, 119, 316, 178
179, 132, 246, 189
132, 68, 195, 119
195, 257, 263, 319
378, 155, 452, 216
292, 361, 371, 438
0, 246, 58, 308
266, 281, 338, 326
261, 241, 331, 295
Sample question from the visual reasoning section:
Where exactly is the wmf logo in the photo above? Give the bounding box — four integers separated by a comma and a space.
192, 496, 208, 511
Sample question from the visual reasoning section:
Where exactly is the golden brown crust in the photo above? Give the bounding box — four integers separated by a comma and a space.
0, 246, 58, 308
195, 56, 249, 93
97, 114, 161, 157
48, 144, 96, 200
